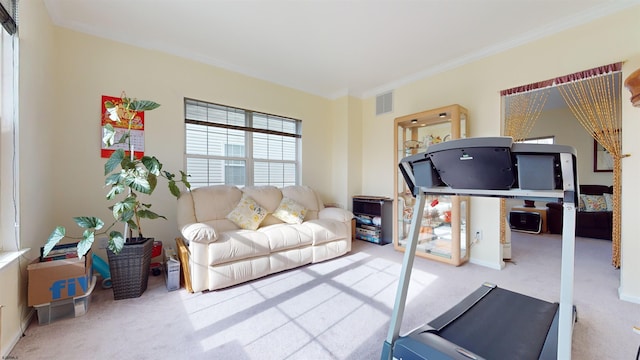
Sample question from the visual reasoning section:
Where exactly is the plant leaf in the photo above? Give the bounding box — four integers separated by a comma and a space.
137, 209, 166, 220
126, 174, 151, 194
73, 216, 104, 230
181, 171, 191, 189
106, 183, 125, 200
43, 227, 66, 257
105, 173, 122, 186
168, 180, 180, 198
112, 198, 136, 221
108, 231, 125, 254
105, 149, 125, 175
102, 123, 116, 147
76, 230, 95, 257
128, 100, 160, 112
141, 156, 161, 176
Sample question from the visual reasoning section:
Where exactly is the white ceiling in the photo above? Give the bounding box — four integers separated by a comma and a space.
43, 0, 639, 99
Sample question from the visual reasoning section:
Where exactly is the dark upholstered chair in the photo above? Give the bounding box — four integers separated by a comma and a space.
546, 185, 613, 240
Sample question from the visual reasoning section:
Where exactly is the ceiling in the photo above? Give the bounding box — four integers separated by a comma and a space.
43, 0, 639, 99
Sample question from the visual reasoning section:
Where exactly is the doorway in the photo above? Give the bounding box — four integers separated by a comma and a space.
500, 63, 623, 267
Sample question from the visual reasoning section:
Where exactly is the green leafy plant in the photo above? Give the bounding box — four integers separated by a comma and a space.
43, 93, 190, 258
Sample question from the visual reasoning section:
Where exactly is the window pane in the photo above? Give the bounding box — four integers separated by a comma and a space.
225, 160, 246, 186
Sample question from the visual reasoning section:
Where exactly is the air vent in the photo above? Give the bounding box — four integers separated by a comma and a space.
376, 91, 393, 115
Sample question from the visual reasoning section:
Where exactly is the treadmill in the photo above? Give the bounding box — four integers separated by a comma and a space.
381, 137, 578, 360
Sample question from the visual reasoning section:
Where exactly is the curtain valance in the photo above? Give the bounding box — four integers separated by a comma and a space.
500, 62, 623, 96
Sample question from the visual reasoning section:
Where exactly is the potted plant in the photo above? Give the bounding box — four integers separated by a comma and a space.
42, 92, 190, 299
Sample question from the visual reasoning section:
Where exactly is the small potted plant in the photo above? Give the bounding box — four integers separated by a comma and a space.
42, 92, 190, 299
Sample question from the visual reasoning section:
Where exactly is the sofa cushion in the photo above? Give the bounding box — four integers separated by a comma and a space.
192, 185, 242, 222
259, 223, 313, 252
273, 197, 307, 224
581, 194, 607, 212
281, 185, 323, 220
299, 219, 349, 246
208, 230, 270, 265
227, 194, 268, 230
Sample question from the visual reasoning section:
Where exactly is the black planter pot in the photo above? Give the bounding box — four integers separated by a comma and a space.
107, 237, 153, 300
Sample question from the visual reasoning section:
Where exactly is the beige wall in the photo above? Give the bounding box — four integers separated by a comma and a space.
48, 27, 344, 244
530, 106, 614, 185
1, 0, 56, 356
5, 1, 640, 355
360, 6, 640, 298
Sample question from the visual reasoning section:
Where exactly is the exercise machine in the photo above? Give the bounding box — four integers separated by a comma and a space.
381, 137, 578, 360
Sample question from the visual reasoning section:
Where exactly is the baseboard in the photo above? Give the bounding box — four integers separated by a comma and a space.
469, 257, 503, 270
618, 287, 640, 304
502, 242, 512, 260
1, 308, 34, 359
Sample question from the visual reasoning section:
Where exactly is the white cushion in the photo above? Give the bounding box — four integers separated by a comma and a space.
181, 222, 217, 244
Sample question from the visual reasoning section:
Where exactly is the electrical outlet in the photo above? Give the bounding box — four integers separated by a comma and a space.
98, 237, 109, 249
473, 230, 482, 243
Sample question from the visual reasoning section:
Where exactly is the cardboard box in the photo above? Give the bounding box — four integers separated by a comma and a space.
164, 246, 180, 291
27, 250, 93, 306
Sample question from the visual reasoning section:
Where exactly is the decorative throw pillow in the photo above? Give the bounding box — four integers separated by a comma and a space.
603, 193, 614, 211
273, 197, 307, 224
580, 194, 607, 212
226, 194, 268, 230
578, 196, 586, 211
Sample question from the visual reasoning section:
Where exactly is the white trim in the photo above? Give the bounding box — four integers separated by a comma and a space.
619, 287, 640, 304
469, 257, 503, 270
0, 248, 28, 271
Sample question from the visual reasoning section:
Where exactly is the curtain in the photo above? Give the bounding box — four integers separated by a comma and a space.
499, 88, 551, 243
500, 61, 624, 267
557, 66, 624, 267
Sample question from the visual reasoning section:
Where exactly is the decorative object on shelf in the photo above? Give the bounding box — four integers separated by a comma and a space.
523, 200, 535, 208
42, 92, 191, 299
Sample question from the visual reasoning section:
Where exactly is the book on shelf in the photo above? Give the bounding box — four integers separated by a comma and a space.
40, 242, 79, 262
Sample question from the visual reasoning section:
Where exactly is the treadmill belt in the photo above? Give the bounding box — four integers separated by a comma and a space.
433, 287, 558, 359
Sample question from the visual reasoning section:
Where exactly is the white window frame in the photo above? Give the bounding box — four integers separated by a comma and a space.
0, 0, 18, 253
184, 99, 302, 188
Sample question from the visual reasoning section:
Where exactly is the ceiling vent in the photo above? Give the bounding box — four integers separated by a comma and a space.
376, 91, 393, 116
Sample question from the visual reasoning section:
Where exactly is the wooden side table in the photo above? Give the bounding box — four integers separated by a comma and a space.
511, 206, 548, 233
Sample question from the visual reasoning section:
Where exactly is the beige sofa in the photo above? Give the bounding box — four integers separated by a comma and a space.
177, 185, 353, 292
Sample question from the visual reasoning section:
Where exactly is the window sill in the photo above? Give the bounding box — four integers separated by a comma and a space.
0, 249, 29, 271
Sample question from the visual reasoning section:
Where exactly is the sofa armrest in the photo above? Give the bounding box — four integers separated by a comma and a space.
318, 207, 354, 222
180, 222, 218, 244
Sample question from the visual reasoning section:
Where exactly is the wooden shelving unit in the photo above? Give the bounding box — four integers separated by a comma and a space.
393, 104, 469, 265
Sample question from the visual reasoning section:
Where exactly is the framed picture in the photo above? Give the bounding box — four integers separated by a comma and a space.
594, 140, 613, 172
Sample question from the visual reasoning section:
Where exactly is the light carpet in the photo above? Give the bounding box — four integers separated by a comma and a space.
9, 232, 640, 359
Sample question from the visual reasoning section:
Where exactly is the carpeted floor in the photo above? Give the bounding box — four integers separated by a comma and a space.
9, 232, 640, 359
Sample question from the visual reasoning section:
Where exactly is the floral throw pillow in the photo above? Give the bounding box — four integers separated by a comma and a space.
273, 197, 307, 224
580, 194, 607, 212
227, 194, 268, 230
603, 193, 614, 211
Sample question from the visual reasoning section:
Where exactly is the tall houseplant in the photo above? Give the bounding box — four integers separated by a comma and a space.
43, 92, 190, 273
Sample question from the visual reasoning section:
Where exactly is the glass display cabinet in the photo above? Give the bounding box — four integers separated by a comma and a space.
393, 104, 470, 265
